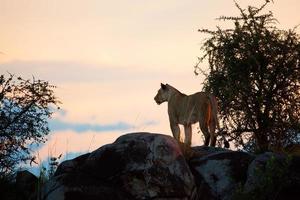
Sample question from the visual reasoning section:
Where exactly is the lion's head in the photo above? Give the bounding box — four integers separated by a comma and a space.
154, 83, 170, 105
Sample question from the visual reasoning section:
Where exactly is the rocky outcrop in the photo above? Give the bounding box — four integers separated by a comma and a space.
189, 149, 254, 200
16, 170, 38, 200
42, 133, 196, 200
40, 132, 300, 200
242, 152, 300, 199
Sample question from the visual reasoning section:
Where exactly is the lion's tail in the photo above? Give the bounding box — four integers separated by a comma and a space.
208, 95, 230, 148
208, 94, 220, 130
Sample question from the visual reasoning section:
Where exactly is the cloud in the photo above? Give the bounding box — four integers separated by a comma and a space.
49, 118, 133, 133
0, 60, 168, 84
57, 108, 67, 117
32, 130, 127, 165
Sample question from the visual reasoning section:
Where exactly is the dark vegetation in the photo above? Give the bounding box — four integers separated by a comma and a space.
0, 73, 59, 199
195, 0, 300, 152
232, 155, 292, 200
0, 73, 59, 177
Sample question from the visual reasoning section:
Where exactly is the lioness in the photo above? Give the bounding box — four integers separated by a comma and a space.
154, 83, 219, 146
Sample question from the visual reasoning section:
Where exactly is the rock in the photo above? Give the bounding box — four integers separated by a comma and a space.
42, 132, 196, 200
191, 146, 231, 158
16, 170, 38, 200
244, 152, 286, 192
41, 131, 300, 200
243, 152, 300, 199
278, 156, 300, 199
189, 150, 254, 200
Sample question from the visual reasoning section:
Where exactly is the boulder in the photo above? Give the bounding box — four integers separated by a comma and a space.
16, 170, 38, 200
190, 146, 231, 158
243, 152, 300, 199
41, 132, 300, 200
244, 152, 287, 192
42, 132, 196, 200
189, 150, 254, 200
280, 156, 300, 199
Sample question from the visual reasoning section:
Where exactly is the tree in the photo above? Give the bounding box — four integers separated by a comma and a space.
0, 73, 59, 177
195, 1, 300, 152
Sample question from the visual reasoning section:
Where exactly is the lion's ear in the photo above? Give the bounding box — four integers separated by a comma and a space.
161, 83, 167, 90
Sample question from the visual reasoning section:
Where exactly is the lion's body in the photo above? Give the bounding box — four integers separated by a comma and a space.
154, 83, 219, 146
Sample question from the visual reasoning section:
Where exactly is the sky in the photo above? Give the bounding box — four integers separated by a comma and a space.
0, 0, 299, 172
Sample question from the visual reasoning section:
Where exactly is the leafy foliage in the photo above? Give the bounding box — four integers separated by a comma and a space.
0, 73, 59, 177
195, 1, 300, 152
232, 155, 291, 200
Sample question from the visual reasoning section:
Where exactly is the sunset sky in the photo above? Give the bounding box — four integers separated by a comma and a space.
0, 0, 299, 172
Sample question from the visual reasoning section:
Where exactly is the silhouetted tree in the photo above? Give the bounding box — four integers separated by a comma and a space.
195, 1, 300, 152
0, 73, 59, 177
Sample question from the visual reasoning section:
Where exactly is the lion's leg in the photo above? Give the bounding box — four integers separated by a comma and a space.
184, 124, 192, 146
210, 133, 216, 147
199, 120, 210, 146
209, 121, 216, 147
170, 122, 180, 142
